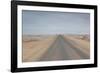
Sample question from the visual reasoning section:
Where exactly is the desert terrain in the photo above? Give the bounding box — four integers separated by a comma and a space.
22, 35, 90, 62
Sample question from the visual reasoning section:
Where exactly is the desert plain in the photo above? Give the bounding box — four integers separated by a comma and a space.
22, 34, 90, 62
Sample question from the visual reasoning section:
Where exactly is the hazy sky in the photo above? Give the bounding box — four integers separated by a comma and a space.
22, 10, 90, 35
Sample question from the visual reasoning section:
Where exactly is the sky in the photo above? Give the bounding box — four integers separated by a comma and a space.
22, 10, 90, 35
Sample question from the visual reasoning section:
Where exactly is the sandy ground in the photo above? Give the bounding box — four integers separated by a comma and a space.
22, 35, 57, 62
63, 35, 90, 56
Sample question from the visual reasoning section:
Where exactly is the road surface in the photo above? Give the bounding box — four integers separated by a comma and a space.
38, 35, 90, 61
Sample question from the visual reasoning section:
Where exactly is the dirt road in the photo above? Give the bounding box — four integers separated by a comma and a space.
38, 35, 90, 61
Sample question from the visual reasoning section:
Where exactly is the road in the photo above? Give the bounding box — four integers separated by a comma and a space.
38, 35, 90, 61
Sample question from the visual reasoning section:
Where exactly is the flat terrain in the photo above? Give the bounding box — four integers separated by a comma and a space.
22, 35, 90, 62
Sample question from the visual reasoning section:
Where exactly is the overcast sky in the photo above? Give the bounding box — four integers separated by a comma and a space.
22, 10, 90, 35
